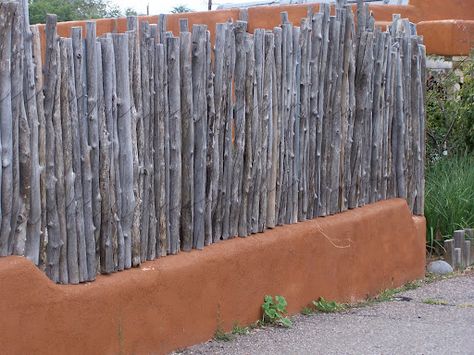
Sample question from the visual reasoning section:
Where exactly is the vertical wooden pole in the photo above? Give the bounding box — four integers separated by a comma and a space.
179, 28, 194, 251
167, 36, 182, 254
86, 22, 101, 272
112, 33, 135, 269
192, 24, 208, 248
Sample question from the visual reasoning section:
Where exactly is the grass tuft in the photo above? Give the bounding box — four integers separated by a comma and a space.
423, 298, 449, 305
425, 156, 474, 255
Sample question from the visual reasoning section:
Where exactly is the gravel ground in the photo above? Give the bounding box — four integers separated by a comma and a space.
175, 273, 474, 355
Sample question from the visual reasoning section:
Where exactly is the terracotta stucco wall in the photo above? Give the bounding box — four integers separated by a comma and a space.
37, 0, 474, 56
0, 199, 425, 354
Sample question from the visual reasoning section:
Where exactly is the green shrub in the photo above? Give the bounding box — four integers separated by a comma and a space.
425, 155, 474, 254
426, 52, 474, 161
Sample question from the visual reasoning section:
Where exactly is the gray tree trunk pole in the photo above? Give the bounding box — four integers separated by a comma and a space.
10, 6, 29, 256
297, 18, 310, 221
320, 16, 335, 217
394, 44, 406, 199
71, 27, 90, 281
342, 6, 356, 211
59, 38, 79, 284
98, 36, 116, 273
21, 1, 40, 264
139, 22, 152, 261
272, 27, 282, 225
147, 26, 157, 260
262, 30, 275, 229
204, 29, 216, 245
75, 31, 96, 279
42, 14, 61, 282
229, 21, 246, 238
112, 33, 135, 269
414, 42, 426, 215
221, 23, 235, 239
316, 4, 330, 216
212, 23, 226, 242
192, 24, 208, 248
31, 25, 47, 266
167, 36, 182, 254
23, 35, 40, 262
239, 32, 254, 237
126, 18, 143, 266
251, 28, 264, 233
370, 30, 385, 203
179, 29, 194, 251
279, 17, 291, 224
0, 2, 16, 256
95, 42, 104, 271
289, 26, 299, 223
51, 41, 68, 284
66, 35, 88, 281
154, 43, 168, 256
257, 28, 269, 232
85, 22, 101, 272
328, 11, 344, 215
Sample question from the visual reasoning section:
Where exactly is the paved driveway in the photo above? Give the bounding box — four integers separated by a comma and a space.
177, 273, 474, 355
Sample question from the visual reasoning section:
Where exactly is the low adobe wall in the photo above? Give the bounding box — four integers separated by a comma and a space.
36, 0, 474, 57
0, 199, 425, 354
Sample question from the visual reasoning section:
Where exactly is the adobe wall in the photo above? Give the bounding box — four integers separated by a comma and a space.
37, 0, 474, 57
0, 199, 425, 354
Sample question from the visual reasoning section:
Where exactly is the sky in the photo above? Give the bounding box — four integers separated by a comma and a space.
111, 0, 248, 15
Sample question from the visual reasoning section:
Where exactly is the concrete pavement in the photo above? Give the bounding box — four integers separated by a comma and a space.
176, 273, 474, 355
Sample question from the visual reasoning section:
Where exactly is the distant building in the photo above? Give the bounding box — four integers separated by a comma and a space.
217, 0, 409, 10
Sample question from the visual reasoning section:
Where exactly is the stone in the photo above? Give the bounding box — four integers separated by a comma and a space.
427, 260, 453, 275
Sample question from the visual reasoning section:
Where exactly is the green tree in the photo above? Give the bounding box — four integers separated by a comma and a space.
171, 5, 193, 13
28, 0, 122, 25
124, 7, 138, 17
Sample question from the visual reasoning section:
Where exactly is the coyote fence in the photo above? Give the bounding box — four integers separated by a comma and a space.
0, 0, 425, 284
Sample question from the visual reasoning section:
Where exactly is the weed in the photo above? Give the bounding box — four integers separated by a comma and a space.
214, 327, 233, 342
301, 306, 313, 316
313, 297, 345, 313
261, 295, 292, 327
423, 298, 449, 305
231, 323, 250, 335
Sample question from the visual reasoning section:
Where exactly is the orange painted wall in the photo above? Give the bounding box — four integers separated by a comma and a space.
0, 199, 425, 355
36, 0, 473, 56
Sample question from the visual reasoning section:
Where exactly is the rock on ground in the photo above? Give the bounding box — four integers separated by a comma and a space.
427, 260, 454, 275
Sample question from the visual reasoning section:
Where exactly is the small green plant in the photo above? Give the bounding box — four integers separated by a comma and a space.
313, 297, 345, 313
214, 327, 233, 342
425, 155, 474, 255
261, 295, 292, 327
301, 306, 313, 316
231, 322, 250, 335
423, 298, 449, 305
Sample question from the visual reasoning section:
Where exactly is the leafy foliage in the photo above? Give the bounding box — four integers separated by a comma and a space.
171, 5, 193, 13
28, 0, 122, 25
425, 155, 474, 255
261, 295, 292, 327
426, 52, 474, 161
313, 297, 344, 313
